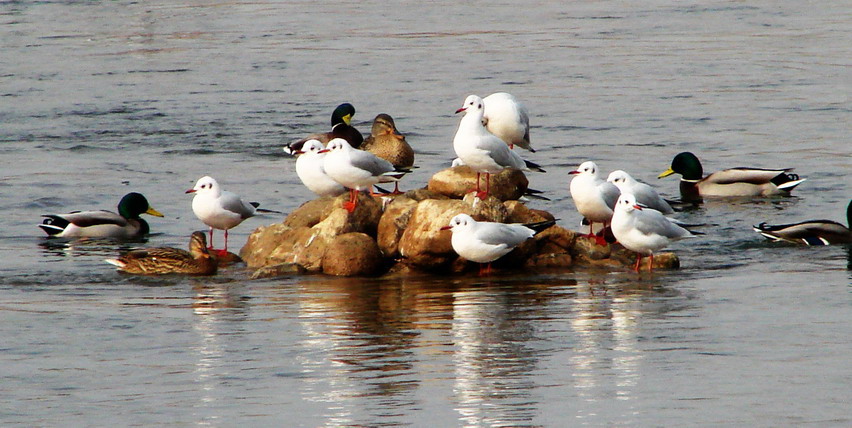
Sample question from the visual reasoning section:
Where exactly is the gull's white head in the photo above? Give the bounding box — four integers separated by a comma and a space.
441, 213, 476, 232
295, 139, 325, 155
616, 193, 642, 213
570, 161, 600, 178
455, 95, 485, 116
186, 176, 220, 196
607, 170, 636, 187
325, 138, 352, 153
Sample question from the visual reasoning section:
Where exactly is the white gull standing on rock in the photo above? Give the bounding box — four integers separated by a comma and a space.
569, 161, 621, 245
291, 139, 347, 197
611, 193, 696, 272
483, 92, 533, 152
441, 213, 555, 275
186, 176, 261, 254
607, 170, 674, 214
322, 138, 408, 212
453, 94, 544, 200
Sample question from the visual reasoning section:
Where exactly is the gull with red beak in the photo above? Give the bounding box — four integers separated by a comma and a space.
610, 193, 696, 272
186, 176, 260, 254
321, 138, 409, 212
453, 94, 544, 200
291, 139, 347, 197
441, 213, 555, 275
569, 161, 620, 245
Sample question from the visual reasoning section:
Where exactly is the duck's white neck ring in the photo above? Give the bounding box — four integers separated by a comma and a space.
680, 178, 701, 183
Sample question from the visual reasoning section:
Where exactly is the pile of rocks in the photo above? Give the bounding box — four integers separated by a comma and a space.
240, 166, 678, 277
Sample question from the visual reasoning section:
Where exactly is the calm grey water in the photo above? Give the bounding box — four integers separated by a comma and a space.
2, 1, 851, 426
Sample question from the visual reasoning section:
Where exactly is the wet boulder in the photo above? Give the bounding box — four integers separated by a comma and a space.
428, 165, 529, 201
321, 232, 384, 276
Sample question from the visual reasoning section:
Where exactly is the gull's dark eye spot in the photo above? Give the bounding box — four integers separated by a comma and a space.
478, 104, 482, 109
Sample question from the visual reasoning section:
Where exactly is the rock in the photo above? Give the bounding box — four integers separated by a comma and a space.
283, 197, 336, 229
321, 232, 384, 276
313, 192, 383, 238
428, 166, 529, 201
504, 200, 555, 224
240, 223, 293, 267
212, 250, 243, 267
525, 252, 573, 268
398, 199, 467, 268
250, 263, 306, 279
377, 196, 419, 258
571, 235, 612, 261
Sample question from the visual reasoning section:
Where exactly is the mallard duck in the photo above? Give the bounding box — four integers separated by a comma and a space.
658, 152, 806, 202
39, 192, 164, 239
753, 200, 851, 245
482, 92, 533, 152
360, 114, 414, 194
105, 231, 217, 275
186, 176, 262, 253
286, 103, 364, 153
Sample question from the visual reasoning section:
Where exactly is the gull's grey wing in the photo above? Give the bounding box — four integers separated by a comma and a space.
220, 191, 257, 219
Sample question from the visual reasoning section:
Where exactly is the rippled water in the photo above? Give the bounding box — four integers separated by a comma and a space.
1, 1, 850, 426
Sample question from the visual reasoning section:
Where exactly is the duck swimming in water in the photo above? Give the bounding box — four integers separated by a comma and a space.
105, 231, 217, 275
39, 192, 163, 239
658, 152, 806, 202
753, 200, 852, 245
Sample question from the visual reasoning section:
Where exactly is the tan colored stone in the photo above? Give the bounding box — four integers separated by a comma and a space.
376, 196, 419, 258
240, 222, 293, 267
571, 235, 612, 260
283, 197, 336, 229
504, 200, 555, 224
321, 233, 384, 276
398, 199, 466, 267
313, 192, 383, 238
428, 165, 529, 201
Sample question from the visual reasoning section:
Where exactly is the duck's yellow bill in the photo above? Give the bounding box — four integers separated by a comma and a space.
658, 168, 676, 179
342, 114, 352, 125
146, 207, 165, 217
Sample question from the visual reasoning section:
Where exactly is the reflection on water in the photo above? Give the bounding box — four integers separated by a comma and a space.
278, 273, 683, 425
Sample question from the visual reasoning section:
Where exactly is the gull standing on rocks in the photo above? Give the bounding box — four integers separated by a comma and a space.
291, 139, 347, 197
186, 176, 261, 254
441, 213, 555, 275
483, 92, 533, 152
607, 170, 674, 214
453, 94, 544, 200
611, 193, 696, 272
569, 161, 621, 245
322, 138, 408, 212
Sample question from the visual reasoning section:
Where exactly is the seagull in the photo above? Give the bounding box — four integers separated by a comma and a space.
38, 192, 164, 239
483, 92, 533, 152
285, 103, 364, 154
441, 213, 555, 275
105, 231, 217, 275
186, 176, 261, 254
360, 113, 415, 194
753, 200, 851, 245
321, 138, 408, 212
611, 193, 696, 272
453, 94, 544, 200
607, 170, 674, 214
569, 161, 620, 245
658, 152, 806, 202
291, 139, 347, 197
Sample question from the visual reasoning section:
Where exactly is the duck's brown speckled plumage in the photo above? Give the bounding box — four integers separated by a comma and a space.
361, 114, 415, 169
106, 231, 217, 275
